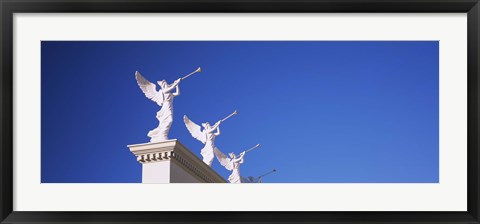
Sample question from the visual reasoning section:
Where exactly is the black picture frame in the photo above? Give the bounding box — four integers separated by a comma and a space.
1, 0, 479, 223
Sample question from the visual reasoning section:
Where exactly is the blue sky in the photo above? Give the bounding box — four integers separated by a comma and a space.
41, 41, 439, 183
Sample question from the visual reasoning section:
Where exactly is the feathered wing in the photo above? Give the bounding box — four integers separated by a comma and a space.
135, 71, 164, 106
214, 147, 233, 171
183, 115, 206, 144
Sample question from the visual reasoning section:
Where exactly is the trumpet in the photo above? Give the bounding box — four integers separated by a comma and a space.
220, 110, 238, 123
244, 144, 261, 154
181, 67, 201, 80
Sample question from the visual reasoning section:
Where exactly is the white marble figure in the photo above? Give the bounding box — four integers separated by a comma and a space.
214, 148, 246, 183
135, 71, 181, 142
241, 169, 276, 183
135, 68, 201, 142
215, 144, 260, 183
241, 176, 260, 183
183, 116, 222, 166
184, 110, 237, 166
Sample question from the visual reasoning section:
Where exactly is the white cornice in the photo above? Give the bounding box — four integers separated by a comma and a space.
128, 140, 226, 183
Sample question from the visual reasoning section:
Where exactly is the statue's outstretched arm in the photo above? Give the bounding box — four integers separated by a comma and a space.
173, 85, 180, 96
239, 151, 245, 159
163, 79, 181, 93
163, 84, 175, 93
206, 121, 221, 134
207, 121, 221, 134
213, 121, 221, 129
234, 153, 244, 164
214, 126, 220, 136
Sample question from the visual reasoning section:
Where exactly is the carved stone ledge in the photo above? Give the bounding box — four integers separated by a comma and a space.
135, 151, 174, 163
128, 139, 226, 183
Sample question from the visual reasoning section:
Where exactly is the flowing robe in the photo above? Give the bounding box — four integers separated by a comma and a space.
201, 130, 216, 166
228, 155, 244, 183
148, 91, 174, 142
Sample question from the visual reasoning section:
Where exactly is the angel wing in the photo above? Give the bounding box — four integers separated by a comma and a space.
241, 176, 257, 183
135, 71, 164, 106
241, 176, 252, 183
183, 115, 206, 144
214, 147, 233, 171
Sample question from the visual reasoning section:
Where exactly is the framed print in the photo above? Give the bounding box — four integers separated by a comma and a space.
1, 0, 479, 223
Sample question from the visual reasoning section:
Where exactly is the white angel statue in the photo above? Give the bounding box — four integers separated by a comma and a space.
241, 169, 276, 183
183, 115, 222, 166
241, 176, 259, 183
214, 148, 246, 183
135, 71, 181, 142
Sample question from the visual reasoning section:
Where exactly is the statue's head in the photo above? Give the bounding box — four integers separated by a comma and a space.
229, 152, 235, 159
157, 80, 167, 88
202, 122, 210, 128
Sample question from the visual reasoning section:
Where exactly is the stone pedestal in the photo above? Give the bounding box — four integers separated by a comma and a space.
128, 139, 226, 183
